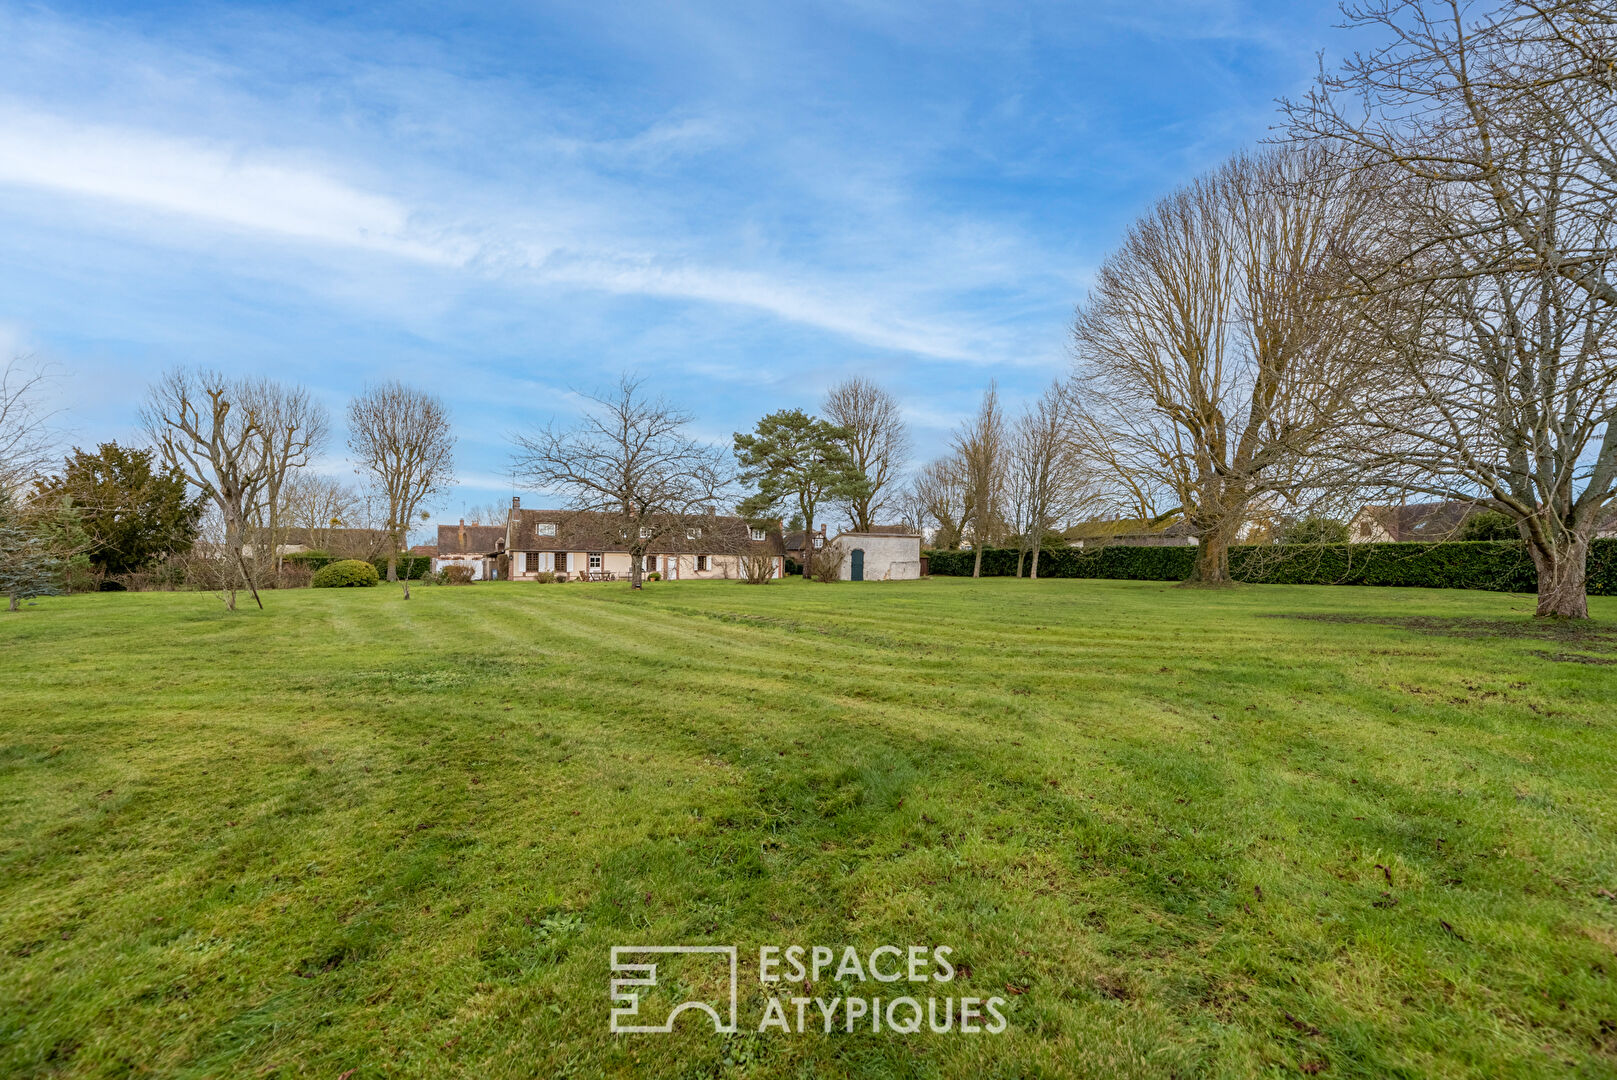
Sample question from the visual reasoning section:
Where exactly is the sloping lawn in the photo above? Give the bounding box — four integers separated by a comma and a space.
2, 578, 1615, 1078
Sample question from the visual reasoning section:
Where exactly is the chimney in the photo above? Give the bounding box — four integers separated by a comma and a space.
512, 496, 520, 509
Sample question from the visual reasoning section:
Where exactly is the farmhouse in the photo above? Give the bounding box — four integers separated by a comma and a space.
830, 528, 923, 581
504, 499, 784, 580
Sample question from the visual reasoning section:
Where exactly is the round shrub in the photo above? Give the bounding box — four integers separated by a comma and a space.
311, 559, 381, 588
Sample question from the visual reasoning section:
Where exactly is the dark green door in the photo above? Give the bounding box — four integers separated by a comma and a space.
851, 548, 864, 581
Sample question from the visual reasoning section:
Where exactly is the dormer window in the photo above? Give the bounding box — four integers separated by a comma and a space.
639, 527, 651, 539
687, 527, 701, 540
536, 522, 556, 537
813, 535, 824, 548
749, 528, 766, 542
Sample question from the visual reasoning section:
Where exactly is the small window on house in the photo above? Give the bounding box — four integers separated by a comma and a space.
749, 528, 766, 542
813, 535, 824, 548
696, 554, 709, 571
536, 522, 556, 537
589, 552, 602, 569
687, 527, 701, 540
644, 554, 656, 571
639, 527, 651, 539
555, 552, 568, 571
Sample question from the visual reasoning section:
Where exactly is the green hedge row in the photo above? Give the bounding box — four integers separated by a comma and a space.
282, 551, 432, 579
925, 539, 1617, 595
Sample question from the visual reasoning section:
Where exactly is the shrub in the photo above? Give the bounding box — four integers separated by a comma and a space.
1458, 510, 1519, 541
533, 571, 557, 584
311, 559, 381, 588
810, 544, 844, 582
646, 571, 662, 582
740, 552, 777, 584
440, 565, 475, 585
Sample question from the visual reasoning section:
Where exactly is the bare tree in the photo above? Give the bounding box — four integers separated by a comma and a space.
952, 383, 1007, 579
910, 456, 970, 550
1069, 146, 1379, 584
347, 381, 454, 598
823, 377, 910, 531
1284, 0, 1617, 616
277, 472, 378, 555
141, 369, 270, 611
1009, 382, 1094, 578
1285, 0, 1617, 307
1342, 178, 1617, 617
242, 379, 329, 576
513, 374, 728, 590
0, 357, 56, 493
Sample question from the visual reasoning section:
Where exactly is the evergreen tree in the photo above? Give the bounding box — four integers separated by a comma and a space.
35, 442, 203, 574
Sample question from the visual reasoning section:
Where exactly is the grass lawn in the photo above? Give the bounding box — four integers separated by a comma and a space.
2, 578, 1616, 1079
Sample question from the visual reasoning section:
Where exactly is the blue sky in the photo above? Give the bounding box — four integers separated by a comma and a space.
0, 0, 1348, 527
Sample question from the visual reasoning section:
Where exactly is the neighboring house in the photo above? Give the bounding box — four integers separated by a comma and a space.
409, 544, 437, 558
1064, 516, 1196, 548
503, 498, 784, 580
830, 529, 922, 581
243, 526, 391, 560
433, 522, 508, 580
1348, 501, 1480, 543
782, 526, 827, 569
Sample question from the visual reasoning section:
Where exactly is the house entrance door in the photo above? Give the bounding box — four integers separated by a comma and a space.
851, 548, 864, 581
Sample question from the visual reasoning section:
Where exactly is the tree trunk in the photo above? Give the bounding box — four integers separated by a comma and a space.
803, 514, 816, 578
1529, 534, 1589, 619
1030, 546, 1041, 580
631, 547, 644, 589
972, 542, 983, 578
1016, 546, 1026, 577
1182, 516, 1236, 587
8, 592, 18, 612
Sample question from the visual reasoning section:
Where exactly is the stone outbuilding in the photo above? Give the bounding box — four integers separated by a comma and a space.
830, 529, 922, 581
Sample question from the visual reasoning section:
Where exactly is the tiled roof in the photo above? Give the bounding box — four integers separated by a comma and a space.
436, 523, 508, 555
509, 508, 783, 555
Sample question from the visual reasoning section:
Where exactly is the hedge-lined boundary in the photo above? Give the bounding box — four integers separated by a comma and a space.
925, 539, 1617, 595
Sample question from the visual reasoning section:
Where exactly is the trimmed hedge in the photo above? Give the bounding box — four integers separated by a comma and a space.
311, 559, 381, 588
925, 539, 1617, 595
372, 555, 432, 581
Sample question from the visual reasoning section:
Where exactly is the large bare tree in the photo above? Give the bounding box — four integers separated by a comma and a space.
514, 375, 728, 589
347, 381, 454, 598
1285, 0, 1617, 616
951, 383, 1007, 579
823, 376, 910, 531
1069, 146, 1379, 584
1341, 178, 1617, 617
141, 369, 270, 611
